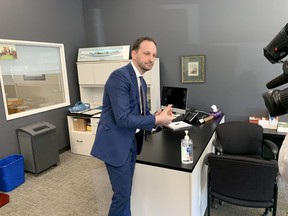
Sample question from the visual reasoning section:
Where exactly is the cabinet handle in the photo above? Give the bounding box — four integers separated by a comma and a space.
76, 140, 83, 143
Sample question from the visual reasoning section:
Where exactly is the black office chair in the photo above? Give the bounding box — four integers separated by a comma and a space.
205, 121, 279, 216
213, 121, 278, 159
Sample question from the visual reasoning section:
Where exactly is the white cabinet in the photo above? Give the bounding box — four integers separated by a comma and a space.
76, 59, 160, 112
77, 60, 130, 85
131, 133, 215, 216
131, 117, 225, 216
68, 59, 160, 156
68, 130, 95, 156
76, 63, 94, 84
67, 116, 100, 156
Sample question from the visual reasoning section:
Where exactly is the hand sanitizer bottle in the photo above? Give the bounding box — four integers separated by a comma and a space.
181, 130, 193, 164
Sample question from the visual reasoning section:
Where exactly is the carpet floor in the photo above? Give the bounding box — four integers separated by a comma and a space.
0, 151, 287, 216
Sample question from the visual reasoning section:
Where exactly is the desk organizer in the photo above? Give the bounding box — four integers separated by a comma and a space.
0, 154, 25, 192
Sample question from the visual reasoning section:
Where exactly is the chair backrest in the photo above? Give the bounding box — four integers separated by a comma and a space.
208, 154, 278, 202
216, 121, 263, 156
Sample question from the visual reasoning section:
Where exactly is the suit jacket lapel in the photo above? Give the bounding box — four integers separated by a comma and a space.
127, 63, 142, 111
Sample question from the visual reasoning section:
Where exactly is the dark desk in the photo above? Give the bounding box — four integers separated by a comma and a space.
131, 115, 224, 216
263, 128, 286, 159
137, 115, 224, 172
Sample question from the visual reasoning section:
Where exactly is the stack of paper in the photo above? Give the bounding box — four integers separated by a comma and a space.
165, 121, 192, 131
81, 108, 102, 116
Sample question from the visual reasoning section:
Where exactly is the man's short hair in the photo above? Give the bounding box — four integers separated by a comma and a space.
132, 37, 157, 51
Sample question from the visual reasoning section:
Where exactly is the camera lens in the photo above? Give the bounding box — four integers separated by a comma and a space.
262, 88, 288, 116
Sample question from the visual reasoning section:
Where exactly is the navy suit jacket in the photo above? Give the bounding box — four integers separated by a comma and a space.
90, 63, 155, 167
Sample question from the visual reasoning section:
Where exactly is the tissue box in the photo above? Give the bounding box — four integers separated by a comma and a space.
258, 119, 278, 129
249, 116, 262, 124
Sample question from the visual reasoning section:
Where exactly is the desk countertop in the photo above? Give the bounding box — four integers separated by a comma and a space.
263, 128, 287, 137
136, 115, 224, 173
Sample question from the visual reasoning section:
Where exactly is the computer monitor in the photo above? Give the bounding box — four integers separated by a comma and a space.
161, 86, 188, 114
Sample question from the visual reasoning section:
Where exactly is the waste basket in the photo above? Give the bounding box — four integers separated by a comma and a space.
0, 154, 25, 192
17, 122, 59, 176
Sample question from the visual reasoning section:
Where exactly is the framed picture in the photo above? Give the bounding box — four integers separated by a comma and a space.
77, 45, 130, 62
181, 55, 205, 83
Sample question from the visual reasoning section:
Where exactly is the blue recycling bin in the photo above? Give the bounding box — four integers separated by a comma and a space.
0, 154, 25, 192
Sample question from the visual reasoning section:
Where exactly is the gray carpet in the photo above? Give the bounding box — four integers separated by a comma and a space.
0, 151, 287, 216
0, 151, 105, 216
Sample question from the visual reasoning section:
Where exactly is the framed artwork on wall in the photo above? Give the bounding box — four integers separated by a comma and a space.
181, 55, 205, 83
77, 45, 130, 62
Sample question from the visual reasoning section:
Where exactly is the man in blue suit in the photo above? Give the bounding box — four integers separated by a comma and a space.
90, 37, 173, 216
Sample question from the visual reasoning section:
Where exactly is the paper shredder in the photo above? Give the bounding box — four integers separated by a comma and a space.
17, 122, 59, 175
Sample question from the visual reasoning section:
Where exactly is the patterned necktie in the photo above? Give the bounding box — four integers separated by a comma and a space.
139, 76, 146, 115
139, 76, 147, 140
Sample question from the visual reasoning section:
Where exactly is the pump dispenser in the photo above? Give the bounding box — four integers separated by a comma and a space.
181, 130, 193, 164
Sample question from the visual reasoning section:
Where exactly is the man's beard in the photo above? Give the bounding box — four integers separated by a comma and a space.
139, 61, 153, 72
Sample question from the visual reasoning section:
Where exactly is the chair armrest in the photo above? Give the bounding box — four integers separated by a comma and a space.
213, 139, 223, 154
204, 153, 214, 165
263, 139, 279, 159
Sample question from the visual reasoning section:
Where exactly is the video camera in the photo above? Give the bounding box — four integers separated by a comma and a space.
262, 23, 288, 116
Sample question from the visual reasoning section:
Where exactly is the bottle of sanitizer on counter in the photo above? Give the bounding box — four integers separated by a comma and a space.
181, 130, 193, 164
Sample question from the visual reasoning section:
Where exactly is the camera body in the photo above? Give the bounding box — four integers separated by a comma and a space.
263, 23, 288, 116
264, 23, 288, 64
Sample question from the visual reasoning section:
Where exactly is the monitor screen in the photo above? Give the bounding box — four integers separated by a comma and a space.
161, 86, 188, 114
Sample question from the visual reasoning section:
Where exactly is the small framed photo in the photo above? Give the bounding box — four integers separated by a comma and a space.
181, 55, 205, 83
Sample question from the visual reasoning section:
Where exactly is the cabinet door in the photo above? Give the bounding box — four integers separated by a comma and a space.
69, 132, 95, 156
109, 61, 129, 72
93, 63, 111, 84
77, 63, 94, 84
93, 60, 130, 84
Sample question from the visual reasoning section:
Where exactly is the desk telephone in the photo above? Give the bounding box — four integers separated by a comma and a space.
183, 108, 209, 123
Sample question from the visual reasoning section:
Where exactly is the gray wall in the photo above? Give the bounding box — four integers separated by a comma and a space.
82, 0, 288, 121
0, 0, 86, 158
1, 0, 288, 158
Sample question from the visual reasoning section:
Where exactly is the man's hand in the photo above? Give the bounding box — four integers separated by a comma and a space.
155, 104, 174, 126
